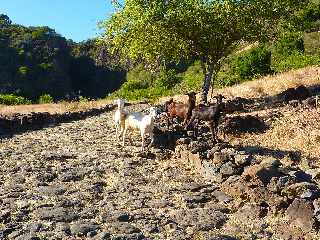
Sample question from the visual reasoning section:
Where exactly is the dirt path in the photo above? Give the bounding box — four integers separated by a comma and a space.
0, 105, 227, 240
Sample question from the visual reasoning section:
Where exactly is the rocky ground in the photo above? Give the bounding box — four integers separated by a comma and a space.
0, 102, 320, 240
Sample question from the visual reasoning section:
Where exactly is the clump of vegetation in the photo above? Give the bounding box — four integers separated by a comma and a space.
38, 94, 54, 104
111, 66, 173, 101
0, 94, 32, 105
271, 32, 320, 72
174, 61, 204, 93
79, 96, 90, 102
233, 45, 273, 80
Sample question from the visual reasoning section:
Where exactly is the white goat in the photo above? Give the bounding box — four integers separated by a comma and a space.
122, 107, 158, 151
113, 98, 127, 140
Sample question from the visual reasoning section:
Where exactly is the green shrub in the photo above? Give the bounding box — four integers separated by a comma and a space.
216, 70, 240, 87
79, 95, 89, 102
18, 66, 29, 76
38, 94, 54, 104
153, 69, 181, 90
304, 32, 320, 55
272, 32, 304, 56
271, 32, 320, 72
126, 64, 153, 88
232, 45, 273, 80
272, 52, 320, 72
173, 61, 203, 93
0, 94, 32, 105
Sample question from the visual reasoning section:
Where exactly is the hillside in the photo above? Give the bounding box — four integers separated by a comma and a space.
0, 67, 319, 239
0, 14, 124, 101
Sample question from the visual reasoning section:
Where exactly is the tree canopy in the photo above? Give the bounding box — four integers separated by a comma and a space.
101, 0, 308, 102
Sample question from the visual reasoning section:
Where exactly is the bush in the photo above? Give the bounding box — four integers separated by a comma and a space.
173, 61, 203, 93
272, 32, 304, 56
38, 94, 54, 104
0, 94, 32, 105
271, 32, 320, 72
18, 66, 29, 76
232, 45, 273, 80
79, 96, 89, 102
272, 52, 320, 72
126, 64, 153, 89
153, 69, 181, 89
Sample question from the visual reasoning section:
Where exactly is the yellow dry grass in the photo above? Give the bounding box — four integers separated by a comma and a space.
159, 66, 320, 104
0, 99, 112, 116
228, 106, 320, 161
212, 65, 320, 100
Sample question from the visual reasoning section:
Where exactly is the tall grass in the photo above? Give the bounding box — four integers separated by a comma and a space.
0, 94, 32, 105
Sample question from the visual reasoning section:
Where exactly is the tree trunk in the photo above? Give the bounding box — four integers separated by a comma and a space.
201, 63, 214, 103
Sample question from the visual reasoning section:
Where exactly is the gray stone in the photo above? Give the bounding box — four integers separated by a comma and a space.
212, 190, 232, 203
171, 208, 228, 230
34, 207, 79, 222
286, 198, 315, 232
106, 222, 141, 234
213, 152, 229, 164
92, 231, 111, 240
234, 153, 252, 166
37, 185, 66, 196
219, 162, 238, 177
70, 221, 100, 236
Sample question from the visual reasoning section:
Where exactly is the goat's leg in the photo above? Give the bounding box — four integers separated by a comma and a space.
214, 126, 219, 142
194, 119, 199, 138
118, 126, 124, 141
122, 127, 127, 146
148, 130, 154, 148
208, 121, 217, 143
141, 132, 145, 152
184, 114, 195, 130
115, 124, 119, 140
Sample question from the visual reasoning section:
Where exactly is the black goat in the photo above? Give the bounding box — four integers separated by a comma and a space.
185, 94, 225, 142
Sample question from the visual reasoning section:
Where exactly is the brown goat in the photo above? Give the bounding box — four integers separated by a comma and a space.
164, 92, 196, 128
185, 94, 225, 142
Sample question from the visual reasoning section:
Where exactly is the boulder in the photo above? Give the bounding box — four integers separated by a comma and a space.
286, 198, 315, 232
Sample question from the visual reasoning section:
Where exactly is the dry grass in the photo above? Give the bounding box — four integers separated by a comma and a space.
228, 106, 320, 161
158, 66, 320, 104
212, 65, 320, 100
0, 99, 112, 116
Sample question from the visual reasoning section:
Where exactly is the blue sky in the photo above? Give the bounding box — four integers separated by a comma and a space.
0, 0, 114, 42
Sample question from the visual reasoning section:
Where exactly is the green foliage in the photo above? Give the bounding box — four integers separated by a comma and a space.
38, 63, 53, 70
0, 14, 11, 27
304, 31, 320, 55
79, 96, 89, 102
271, 51, 320, 72
173, 61, 203, 93
272, 32, 305, 56
111, 65, 177, 101
0, 15, 125, 103
0, 94, 31, 105
126, 65, 152, 89
232, 45, 273, 80
18, 66, 29, 76
271, 32, 320, 72
153, 69, 181, 90
292, 1, 320, 32
38, 94, 54, 104
102, 0, 304, 101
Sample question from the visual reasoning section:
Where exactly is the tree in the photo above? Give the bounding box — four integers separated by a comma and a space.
101, 0, 306, 102
0, 14, 12, 27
